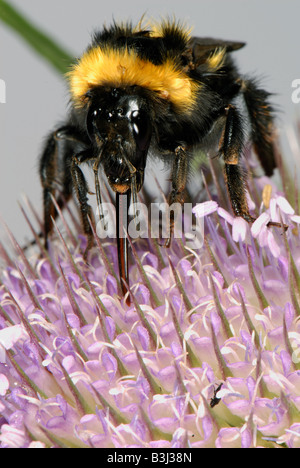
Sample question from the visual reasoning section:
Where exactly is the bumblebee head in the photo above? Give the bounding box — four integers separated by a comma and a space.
86, 87, 152, 193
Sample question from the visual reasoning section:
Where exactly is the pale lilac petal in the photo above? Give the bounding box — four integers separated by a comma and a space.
0, 374, 9, 396
257, 225, 269, 247
232, 217, 248, 242
192, 200, 218, 218
216, 427, 241, 448
62, 355, 76, 373
171, 428, 189, 448
276, 196, 294, 215
283, 424, 300, 448
28, 441, 46, 448
0, 325, 26, 350
270, 198, 280, 223
0, 424, 27, 448
217, 207, 234, 224
251, 212, 270, 237
291, 215, 300, 223
246, 191, 256, 211
202, 415, 214, 440
267, 231, 281, 257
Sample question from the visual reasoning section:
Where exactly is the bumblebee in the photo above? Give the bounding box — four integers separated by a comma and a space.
40, 19, 279, 299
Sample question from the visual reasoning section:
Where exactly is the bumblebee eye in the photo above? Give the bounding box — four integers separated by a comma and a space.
86, 106, 102, 140
130, 110, 152, 151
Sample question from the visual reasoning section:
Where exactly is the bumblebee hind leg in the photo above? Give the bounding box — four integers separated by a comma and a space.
219, 104, 254, 222
241, 78, 277, 176
165, 145, 188, 247
219, 103, 285, 230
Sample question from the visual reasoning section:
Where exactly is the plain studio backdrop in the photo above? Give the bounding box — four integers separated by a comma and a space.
1, 0, 300, 248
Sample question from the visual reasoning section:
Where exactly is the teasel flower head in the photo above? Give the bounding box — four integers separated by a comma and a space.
0, 142, 300, 448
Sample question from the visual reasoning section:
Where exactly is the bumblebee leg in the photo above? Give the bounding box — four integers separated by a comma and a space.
220, 105, 255, 222
39, 131, 61, 249
222, 103, 287, 230
39, 126, 88, 249
241, 78, 276, 176
165, 145, 188, 247
71, 151, 95, 259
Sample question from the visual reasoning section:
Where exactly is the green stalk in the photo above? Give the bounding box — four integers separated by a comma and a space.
0, 0, 74, 74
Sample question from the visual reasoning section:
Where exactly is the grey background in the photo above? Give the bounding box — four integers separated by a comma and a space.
1, 0, 300, 247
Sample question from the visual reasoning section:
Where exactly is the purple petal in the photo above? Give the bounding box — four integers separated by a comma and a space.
137, 326, 150, 351
101, 352, 118, 382
284, 302, 295, 328
241, 428, 252, 448
105, 316, 116, 341
0, 374, 9, 396
280, 350, 292, 376
277, 256, 289, 282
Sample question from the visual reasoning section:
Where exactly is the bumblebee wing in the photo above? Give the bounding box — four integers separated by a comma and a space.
187, 37, 245, 67
190, 37, 245, 55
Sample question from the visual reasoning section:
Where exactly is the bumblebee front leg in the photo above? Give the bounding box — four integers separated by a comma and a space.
71, 151, 95, 259
220, 105, 254, 222
165, 145, 188, 247
39, 125, 88, 249
39, 129, 72, 249
39, 133, 58, 248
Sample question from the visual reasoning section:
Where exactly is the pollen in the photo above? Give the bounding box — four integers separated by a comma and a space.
67, 46, 200, 112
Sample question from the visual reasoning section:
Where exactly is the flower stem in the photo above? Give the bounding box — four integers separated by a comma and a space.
0, 0, 74, 74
